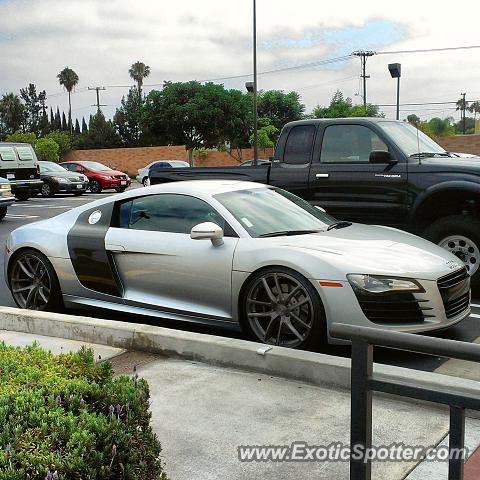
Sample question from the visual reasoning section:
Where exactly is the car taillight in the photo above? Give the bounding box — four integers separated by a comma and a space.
36, 164, 40, 174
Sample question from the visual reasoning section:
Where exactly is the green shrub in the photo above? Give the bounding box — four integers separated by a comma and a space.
34, 138, 60, 162
5, 132, 37, 146
0, 344, 168, 480
45, 131, 73, 156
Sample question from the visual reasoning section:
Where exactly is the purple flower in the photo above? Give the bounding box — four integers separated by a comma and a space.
5, 443, 11, 458
46, 470, 52, 479
116, 404, 122, 417
55, 395, 62, 406
125, 401, 130, 413
79, 398, 85, 407
109, 405, 114, 418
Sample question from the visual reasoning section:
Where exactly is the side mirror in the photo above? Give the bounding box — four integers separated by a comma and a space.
190, 222, 224, 246
369, 150, 395, 164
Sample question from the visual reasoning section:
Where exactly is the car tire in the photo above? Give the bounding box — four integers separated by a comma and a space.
73, 191, 84, 196
41, 182, 53, 197
423, 215, 480, 289
115, 187, 126, 193
0, 206, 7, 221
240, 266, 326, 349
15, 192, 30, 201
89, 180, 102, 194
142, 177, 150, 187
8, 248, 63, 312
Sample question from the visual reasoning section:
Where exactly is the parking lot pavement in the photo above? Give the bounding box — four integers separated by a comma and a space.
0, 188, 479, 378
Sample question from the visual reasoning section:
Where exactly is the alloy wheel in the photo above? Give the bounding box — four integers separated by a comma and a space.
41, 183, 52, 197
89, 180, 101, 193
10, 253, 52, 310
143, 178, 150, 187
246, 272, 314, 348
439, 235, 480, 275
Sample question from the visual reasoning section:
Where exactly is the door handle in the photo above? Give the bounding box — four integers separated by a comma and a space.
315, 173, 329, 179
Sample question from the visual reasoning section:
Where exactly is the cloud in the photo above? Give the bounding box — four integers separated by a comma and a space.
0, 0, 478, 123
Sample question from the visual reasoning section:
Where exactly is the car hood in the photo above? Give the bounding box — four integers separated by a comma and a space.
273, 223, 462, 280
415, 156, 480, 173
93, 169, 126, 176
41, 171, 80, 178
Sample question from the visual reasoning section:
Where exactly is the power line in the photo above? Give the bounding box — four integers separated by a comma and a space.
88, 86, 106, 112
377, 45, 480, 55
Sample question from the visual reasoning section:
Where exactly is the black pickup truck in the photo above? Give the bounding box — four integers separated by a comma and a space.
150, 118, 480, 287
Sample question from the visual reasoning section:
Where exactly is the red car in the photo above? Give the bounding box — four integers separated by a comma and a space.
60, 161, 131, 194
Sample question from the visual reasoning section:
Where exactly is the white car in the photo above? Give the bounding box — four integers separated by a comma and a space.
136, 160, 189, 187
4, 180, 470, 349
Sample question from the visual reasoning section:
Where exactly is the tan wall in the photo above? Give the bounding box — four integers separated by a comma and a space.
62, 146, 274, 174
435, 135, 480, 156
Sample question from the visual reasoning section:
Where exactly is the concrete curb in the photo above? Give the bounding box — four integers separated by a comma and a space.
0, 306, 479, 417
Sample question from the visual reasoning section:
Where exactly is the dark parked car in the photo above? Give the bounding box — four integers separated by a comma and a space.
150, 118, 480, 288
60, 161, 131, 193
38, 161, 89, 197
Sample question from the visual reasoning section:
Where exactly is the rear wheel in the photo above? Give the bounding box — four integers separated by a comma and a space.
9, 249, 63, 311
41, 182, 53, 197
142, 177, 150, 187
89, 180, 102, 194
423, 215, 480, 288
73, 191, 84, 196
241, 267, 326, 349
0, 206, 7, 221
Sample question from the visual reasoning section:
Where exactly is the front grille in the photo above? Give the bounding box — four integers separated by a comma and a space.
356, 292, 433, 324
68, 177, 81, 182
437, 267, 470, 319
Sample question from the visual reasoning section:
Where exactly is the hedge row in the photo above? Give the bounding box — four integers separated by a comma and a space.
0, 343, 168, 479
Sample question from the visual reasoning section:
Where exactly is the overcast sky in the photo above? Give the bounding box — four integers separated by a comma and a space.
1, 0, 479, 123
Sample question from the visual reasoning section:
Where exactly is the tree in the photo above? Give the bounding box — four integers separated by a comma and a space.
83, 111, 120, 149
45, 131, 72, 155
81, 117, 88, 133
427, 117, 455, 136
454, 117, 476, 135
57, 67, 79, 133
249, 118, 278, 150
312, 90, 382, 118
407, 114, 420, 125
61, 112, 68, 131
54, 107, 62, 131
257, 90, 304, 132
113, 87, 145, 146
129, 61, 150, 98
5, 131, 37, 145
34, 137, 60, 162
20, 83, 46, 135
469, 101, 480, 123
74, 118, 81, 134
144, 81, 244, 164
0, 93, 25, 137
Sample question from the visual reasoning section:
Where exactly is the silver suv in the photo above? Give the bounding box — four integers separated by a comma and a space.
0, 143, 43, 200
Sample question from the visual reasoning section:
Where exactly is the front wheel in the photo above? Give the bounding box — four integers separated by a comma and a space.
423, 215, 480, 288
241, 267, 326, 349
8, 249, 63, 311
142, 177, 150, 187
89, 180, 102, 194
0, 206, 7, 221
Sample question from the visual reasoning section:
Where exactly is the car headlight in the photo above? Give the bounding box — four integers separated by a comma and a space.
81, 175, 88, 181
0, 184, 10, 190
104, 176, 115, 180
53, 177, 68, 183
347, 274, 424, 294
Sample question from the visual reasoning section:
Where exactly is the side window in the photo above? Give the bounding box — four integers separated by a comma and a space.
0, 147, 16, 161
117, 194, 227, 234
15, 146, 34, 161
62, 163, 74, 171
283, 126, 315, 165
152, 162, 168, 169
320, 125, 388, 163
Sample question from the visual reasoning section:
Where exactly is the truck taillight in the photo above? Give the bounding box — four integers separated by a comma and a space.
36, 164, 40, 174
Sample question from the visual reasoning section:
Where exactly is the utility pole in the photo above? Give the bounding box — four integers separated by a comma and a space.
352, 51, 375, 108
461, 92, 466, 134
88, 86, 106, 113
252, 0, 258, 165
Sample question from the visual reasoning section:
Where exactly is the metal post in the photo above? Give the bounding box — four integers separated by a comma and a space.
362, 55, 367, 109
252, 0, 258, 165
461, 93, 466, 135
448, 406, 465, 480
396, 77, 400, 120
350, 338, 373, 480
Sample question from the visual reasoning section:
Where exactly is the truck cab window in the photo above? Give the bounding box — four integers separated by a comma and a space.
283, 126, 315, 165
321, 125, 388, 163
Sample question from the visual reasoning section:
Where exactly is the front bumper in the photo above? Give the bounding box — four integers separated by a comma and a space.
10, 179, 43, 193
315, 274, 471, 344
52, 181, 89, 193
98, 178, 131, 189
0, 196, 14, 208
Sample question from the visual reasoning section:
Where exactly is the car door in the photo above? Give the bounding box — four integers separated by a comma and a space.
307, 122, 408, 227
105, 193, 239, 321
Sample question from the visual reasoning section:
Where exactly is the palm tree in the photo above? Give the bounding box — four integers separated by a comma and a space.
129, 61, 150, 98
57, 67, 79, 133
469, 101, 480, 122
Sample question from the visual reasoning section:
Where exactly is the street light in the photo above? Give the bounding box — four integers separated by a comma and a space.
245, 81, 254, 93
388, 63, 401, 120
252, 0, 258, 165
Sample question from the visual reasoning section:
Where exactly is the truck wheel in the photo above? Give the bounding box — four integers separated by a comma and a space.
15, 192, 30, 201
0, 206, 7, 221
423, 215, 480, 287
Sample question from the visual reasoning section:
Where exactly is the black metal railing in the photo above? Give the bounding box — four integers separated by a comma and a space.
330, 323, 480, 480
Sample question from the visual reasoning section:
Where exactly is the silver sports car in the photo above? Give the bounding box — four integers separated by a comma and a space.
4, 180, 471, 348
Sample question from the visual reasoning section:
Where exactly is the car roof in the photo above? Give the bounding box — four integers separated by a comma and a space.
285, 118, 401, 127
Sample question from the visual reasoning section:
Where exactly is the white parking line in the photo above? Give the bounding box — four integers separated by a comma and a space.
11, 204, 72, 209
470, 313, 480, 319
6, 214, 39, 219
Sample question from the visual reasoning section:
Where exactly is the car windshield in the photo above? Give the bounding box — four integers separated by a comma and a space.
39, 162, 67, 173
378, 121, 449, 157
214, 187, 336, 237
80, 161, 112, 171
